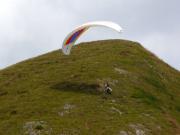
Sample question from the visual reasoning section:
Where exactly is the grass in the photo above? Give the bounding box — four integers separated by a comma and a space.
131, 88, 160, 108
0, 39, 179, 135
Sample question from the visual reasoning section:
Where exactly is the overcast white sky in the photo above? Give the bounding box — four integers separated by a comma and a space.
0, 0, 179, 70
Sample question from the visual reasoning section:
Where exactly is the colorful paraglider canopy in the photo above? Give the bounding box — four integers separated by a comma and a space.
62, 21, 123, 55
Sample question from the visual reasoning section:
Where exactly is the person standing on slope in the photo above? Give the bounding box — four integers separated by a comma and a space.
104, 82, 112, 94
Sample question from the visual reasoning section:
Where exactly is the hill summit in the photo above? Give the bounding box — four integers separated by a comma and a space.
0, 40, 179, 135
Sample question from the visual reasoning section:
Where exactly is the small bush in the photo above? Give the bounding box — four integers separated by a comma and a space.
35, 125, 44, 130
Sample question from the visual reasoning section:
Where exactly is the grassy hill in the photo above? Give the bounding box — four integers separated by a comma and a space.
0, 40, 179, 135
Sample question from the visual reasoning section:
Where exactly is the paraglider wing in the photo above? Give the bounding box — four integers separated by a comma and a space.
62, 21, 123, 55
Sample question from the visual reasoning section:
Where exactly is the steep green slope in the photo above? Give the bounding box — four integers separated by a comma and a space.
0, 40, 179, 135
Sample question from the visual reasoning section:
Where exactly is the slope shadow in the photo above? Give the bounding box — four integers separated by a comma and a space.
51, 81, 101, 95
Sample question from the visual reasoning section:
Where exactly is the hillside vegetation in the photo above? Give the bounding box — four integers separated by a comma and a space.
0, 40, 179, 135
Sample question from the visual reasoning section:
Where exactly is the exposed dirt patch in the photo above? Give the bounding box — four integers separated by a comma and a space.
58, 103, 76, 117
51, 81, 101, 95
114, 68, 129, 75
165, 114, 180, 134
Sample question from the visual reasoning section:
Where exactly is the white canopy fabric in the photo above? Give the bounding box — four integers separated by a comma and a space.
62, 21, 123, 55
